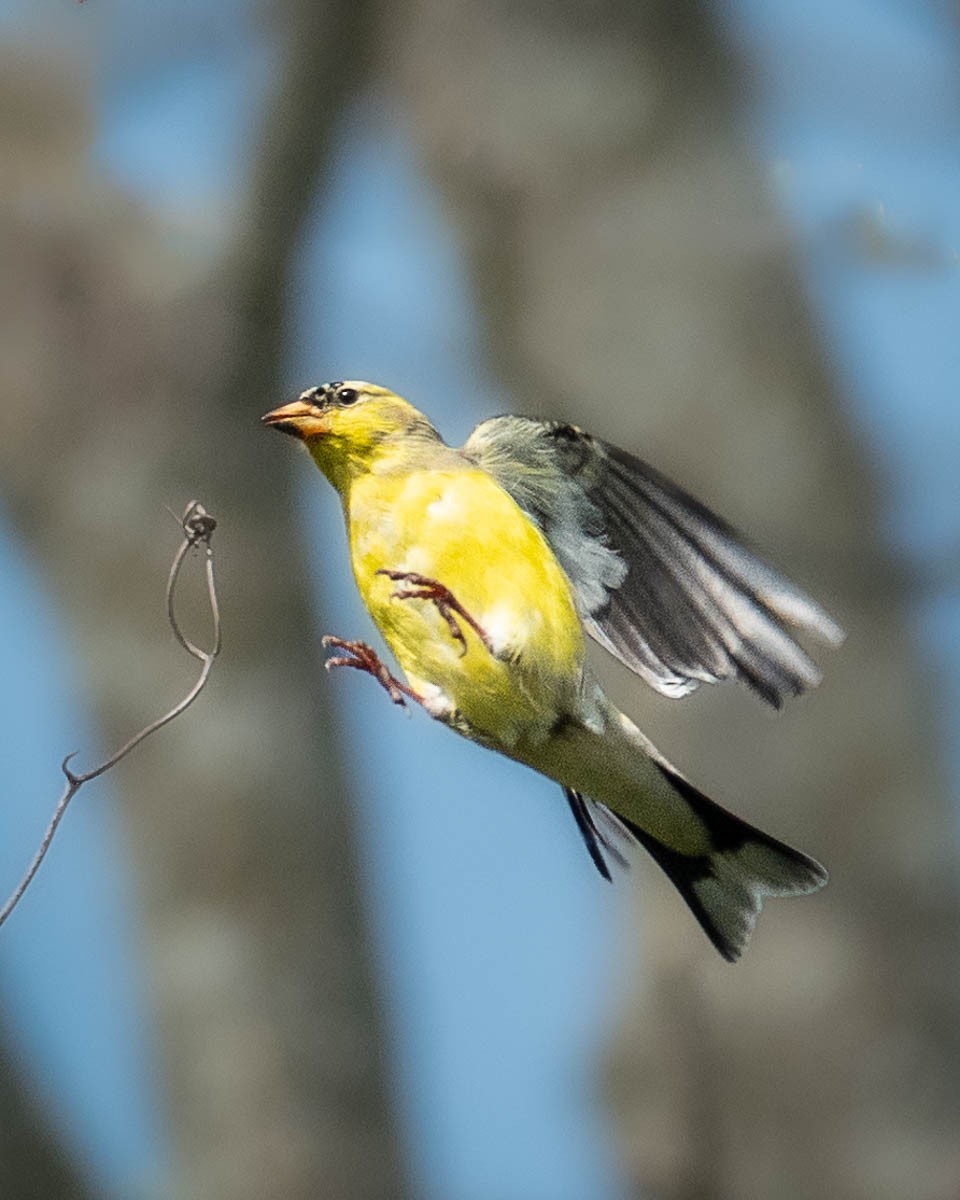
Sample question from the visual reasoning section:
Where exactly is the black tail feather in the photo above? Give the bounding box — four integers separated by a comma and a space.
563, 787, 631, 882
583, 764, 827, 962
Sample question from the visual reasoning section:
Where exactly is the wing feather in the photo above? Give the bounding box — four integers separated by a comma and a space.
463, 415, 842, 707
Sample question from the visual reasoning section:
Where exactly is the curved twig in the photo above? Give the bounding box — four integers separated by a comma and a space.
0, 501, 222, 929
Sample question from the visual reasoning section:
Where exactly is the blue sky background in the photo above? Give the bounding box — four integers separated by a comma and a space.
0, 1, 957, 1197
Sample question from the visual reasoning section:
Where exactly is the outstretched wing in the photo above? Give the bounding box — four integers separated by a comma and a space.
463, 415, 843, 707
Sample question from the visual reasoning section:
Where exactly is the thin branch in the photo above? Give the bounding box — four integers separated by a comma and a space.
0, 501, 222, 929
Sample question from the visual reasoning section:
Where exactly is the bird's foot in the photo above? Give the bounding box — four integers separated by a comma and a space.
321, 636, 421, 707
376, 570, 494, 657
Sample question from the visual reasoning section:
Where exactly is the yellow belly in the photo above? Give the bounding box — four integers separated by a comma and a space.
347, 467, 585, 747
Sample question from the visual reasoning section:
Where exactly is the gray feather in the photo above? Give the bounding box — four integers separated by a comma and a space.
463, 415, 843, 707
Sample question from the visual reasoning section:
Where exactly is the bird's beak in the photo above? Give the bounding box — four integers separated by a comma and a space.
261, 399, 328, 440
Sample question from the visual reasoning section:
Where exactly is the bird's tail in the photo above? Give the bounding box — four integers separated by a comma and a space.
610, 760, 827, 962
531, 685, 827, 960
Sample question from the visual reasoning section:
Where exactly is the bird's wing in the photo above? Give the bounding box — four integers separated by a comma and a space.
463, 415, 843, 707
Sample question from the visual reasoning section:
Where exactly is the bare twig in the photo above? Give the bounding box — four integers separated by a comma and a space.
0, 501, 221, 929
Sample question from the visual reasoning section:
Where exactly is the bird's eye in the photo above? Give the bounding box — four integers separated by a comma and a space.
337, 386, 359, 406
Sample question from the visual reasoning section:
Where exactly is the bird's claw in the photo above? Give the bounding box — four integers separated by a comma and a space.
376, 570, 494, 657
321, 635, 421, 707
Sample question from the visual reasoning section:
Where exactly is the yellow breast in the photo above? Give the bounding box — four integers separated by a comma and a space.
346, 466, 585, 746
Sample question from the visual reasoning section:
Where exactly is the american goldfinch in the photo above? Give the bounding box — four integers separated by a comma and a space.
263, 381, 842, 961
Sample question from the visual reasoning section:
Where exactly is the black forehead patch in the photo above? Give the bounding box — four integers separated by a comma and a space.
303, 382, 339, 406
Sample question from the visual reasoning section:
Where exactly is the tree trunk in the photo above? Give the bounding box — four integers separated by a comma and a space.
0, 10, 404, 1197
387, 1, 960, 1197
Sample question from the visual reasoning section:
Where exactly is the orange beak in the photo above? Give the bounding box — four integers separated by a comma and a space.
261, 399, 329, 440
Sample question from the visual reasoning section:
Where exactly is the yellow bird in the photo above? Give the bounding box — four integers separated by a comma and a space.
263, 381, 842, 961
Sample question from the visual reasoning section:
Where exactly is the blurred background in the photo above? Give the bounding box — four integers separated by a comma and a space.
1, 1, 958, 1198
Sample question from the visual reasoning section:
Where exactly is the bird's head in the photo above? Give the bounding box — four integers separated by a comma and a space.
262, 381, 437, 489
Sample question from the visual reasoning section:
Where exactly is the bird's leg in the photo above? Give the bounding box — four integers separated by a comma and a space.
376, 570, 494, 657
321, 636, 422, 707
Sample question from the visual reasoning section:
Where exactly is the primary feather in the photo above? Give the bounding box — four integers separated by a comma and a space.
464, 415, 843, 707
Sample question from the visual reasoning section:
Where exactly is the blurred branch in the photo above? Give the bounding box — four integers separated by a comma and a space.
0, 501, 221, 929
221, 0, 377, 409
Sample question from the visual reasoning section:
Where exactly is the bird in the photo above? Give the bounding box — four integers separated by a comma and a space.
263, 381, 843, 961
